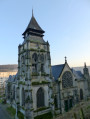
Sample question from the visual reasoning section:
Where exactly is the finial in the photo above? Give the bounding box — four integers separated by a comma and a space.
32, 8, 34, 17
65, 56, 67, 63
84, 62, 86, 68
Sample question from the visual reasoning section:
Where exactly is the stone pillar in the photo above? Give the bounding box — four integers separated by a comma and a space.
24, 110, 34, 119
15, 104, 19, 119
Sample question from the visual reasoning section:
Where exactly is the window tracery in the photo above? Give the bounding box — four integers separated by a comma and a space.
62, 71, 73, 88
37, 88, 44, 108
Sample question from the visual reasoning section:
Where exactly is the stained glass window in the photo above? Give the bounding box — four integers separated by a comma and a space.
62, 71, 73, 88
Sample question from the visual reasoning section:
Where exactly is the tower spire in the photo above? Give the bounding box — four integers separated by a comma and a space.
22, 9, 45, 37
32, 8, 34, 17
84, 62, 86, 68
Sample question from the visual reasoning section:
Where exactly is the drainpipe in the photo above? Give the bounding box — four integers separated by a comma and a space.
58, 80, 62, 114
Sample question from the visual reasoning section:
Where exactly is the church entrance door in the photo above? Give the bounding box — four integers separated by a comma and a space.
37, 88, 44, 108
64, 100, 68, 112
69, 99, 73, 109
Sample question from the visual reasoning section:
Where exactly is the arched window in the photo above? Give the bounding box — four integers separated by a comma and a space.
37, 88, 44, 108
32, 53, 38, 72
32, 53, 38, 62
40, 54, 44, 62
80, 89, 83, 100
62, 71, 73, 88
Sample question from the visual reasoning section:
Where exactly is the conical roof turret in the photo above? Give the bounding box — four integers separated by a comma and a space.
22, 12, 44, 37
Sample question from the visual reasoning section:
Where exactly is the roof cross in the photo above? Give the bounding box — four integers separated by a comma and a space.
84, 62, 86, 68
64, 56, 67, 63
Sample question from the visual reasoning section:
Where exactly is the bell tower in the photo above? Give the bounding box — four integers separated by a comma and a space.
17, 12, 54, 119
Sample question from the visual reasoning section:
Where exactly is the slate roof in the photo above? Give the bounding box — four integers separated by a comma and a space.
23, 15, 44, 35
71, 68, 84, 79
51, 64, 65, 81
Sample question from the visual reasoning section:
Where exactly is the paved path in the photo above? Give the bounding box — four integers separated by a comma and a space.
0, 104, 12, 119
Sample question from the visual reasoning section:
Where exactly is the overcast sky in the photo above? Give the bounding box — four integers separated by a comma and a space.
0, 0, 90, 67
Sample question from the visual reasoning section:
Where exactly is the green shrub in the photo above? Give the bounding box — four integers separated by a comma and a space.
7, 106, 16, 117
0, 99, 2, 103
17, 111, 24, 119
34, 112, 53, 119
2, 99, 6, 104
87, 106, 90, 109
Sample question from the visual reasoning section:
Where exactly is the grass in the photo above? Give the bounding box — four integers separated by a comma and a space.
17, 111, 24, 119
7, 106, 16, 117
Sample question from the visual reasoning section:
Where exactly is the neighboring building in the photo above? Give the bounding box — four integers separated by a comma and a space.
0, 77, 8, 89
0, 65, 17, 88
52, 60, 90, 114
0, 78, 4, 89
52, 60, 78, 113
5, 13, 90, 119
0, 65, 17, 97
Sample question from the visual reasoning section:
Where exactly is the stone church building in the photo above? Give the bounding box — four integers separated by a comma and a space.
52, 61, 89, 113
5, 13, 90, 119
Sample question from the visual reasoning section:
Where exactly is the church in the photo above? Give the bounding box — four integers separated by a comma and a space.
5, 12, 90, 119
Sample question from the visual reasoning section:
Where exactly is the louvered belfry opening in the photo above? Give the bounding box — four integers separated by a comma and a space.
37, 88, 44, 108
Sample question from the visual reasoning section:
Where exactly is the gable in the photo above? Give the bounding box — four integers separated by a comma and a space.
51, 63, 75, 81
59, 63, 74, 80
